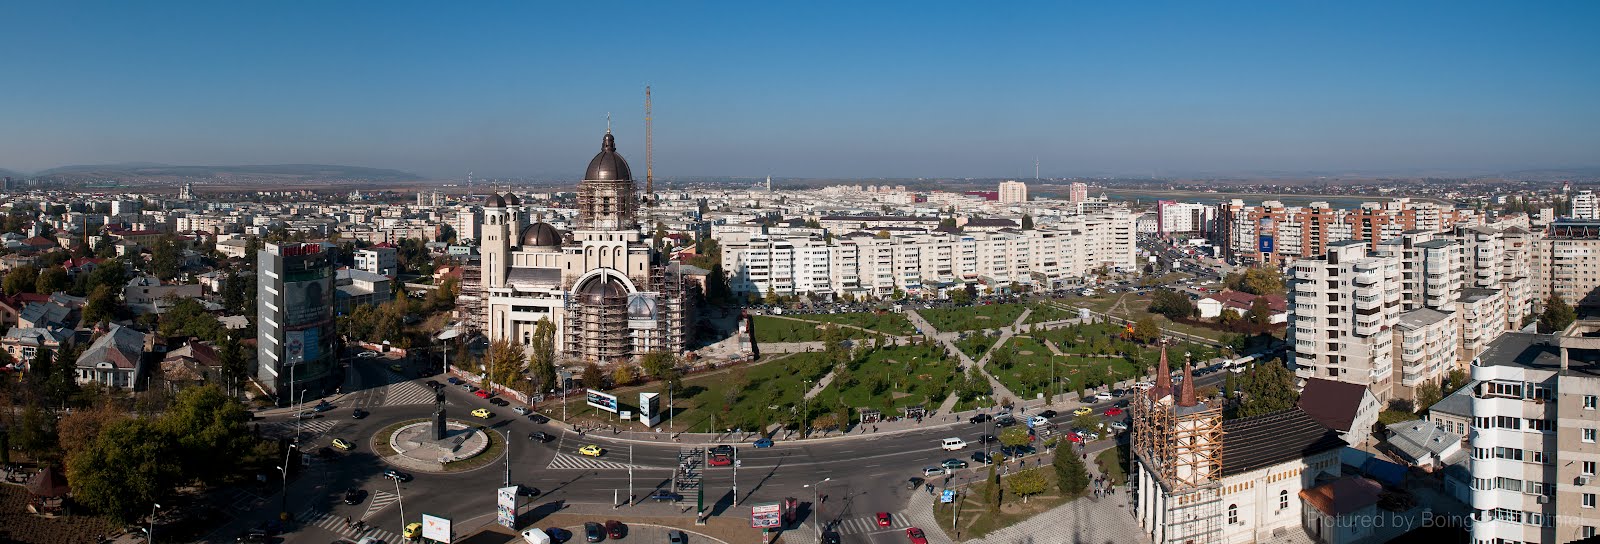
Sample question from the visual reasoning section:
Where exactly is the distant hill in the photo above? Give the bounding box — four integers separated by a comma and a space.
0, 168, 21, 180
34, 163, 421, 182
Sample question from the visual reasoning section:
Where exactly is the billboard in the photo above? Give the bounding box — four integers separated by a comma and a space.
497, 486, 517, 529
639, 392, 662, 426
627, 292, 659, 330
750, 502, 782, 529
283, 278, 330, 326
1258, 235, 1275, 254
422, 513, 452, 542
284, 328, 320, 365
586, 389, 618, 413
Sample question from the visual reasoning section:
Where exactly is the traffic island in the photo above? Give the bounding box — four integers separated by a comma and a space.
376, 419, 499, 473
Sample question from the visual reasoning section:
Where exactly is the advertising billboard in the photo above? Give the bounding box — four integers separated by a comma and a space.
284, 328, 320, 365
1258, 235, 1275, 254
627, 292, 659, 330
586, 389, 619, 413
283, 279, 330, 326
422, 513, 452, 542
750, 502, 782, 529
497, 486, 518, 529
639, 392, 662, 426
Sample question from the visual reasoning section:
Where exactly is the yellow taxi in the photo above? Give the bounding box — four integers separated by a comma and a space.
471, 408, 492, 419
403, 522, 422, 539
578, 444, 604, 457
1072, 407, 1093, 416
331, 438, 354, 451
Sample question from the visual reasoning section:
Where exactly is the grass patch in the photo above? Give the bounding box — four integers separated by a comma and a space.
1096, 444, 1130, 486
798, 311, 917, 335
931, 478, 1075, 539
1023, 302, 1078, 324
954, 332, 999, 359
441, 426, 506, 470
810, 342, 957, 417
1060, 293, 1231, 342
751, 315, 868, 343
581, 352, 838, 434
918, 303, 1028, 332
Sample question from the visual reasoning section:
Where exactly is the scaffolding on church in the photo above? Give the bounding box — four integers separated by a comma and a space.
1131, 378, 1226, 543
563, 278, 632, 366
653, 258, 687, 353
459, 261, 484, 332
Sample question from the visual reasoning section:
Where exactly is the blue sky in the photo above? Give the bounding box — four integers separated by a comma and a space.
1, 1, 1596, 179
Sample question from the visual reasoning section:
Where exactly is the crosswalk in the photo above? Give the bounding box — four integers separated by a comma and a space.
362, 490, 400, 520
830, 512, 911, 535
221, 488, 266, 513
300, 508, 401, 543
545, 453, 670, 471
384, 379, 437, 406
260, 418, 338, 441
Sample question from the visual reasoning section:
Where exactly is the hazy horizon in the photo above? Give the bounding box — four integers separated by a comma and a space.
3, 2, 1597, 179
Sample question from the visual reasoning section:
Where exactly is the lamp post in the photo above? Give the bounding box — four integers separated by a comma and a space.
802, 379, 811, 438
393, 475, 407, 538
149, 503, 160, 543
804, 477, 830, 540
275, 440, 294, 520
503, 429, 512, 487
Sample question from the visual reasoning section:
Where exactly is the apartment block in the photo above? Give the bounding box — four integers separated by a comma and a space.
1466, 330, 1600, 544
1540, 220, 1600, 309
354, 246, 398, 277
1216, 198, 1467, 265
1392, 308, 1458, 402
1289, 241, 1403, 401
998, 180, 1028, 204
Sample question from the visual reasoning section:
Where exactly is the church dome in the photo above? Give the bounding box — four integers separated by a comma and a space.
578, 274, 629, 305
519, 222, 563, 248
584, 132, 633, 181
504, 192, 522, 206
484, 193, 505, 208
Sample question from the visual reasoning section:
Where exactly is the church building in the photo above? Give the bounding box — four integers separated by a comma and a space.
476, 130, 687, 364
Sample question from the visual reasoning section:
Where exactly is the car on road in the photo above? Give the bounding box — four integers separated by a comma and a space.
1073, 407, 1093, 416
528, 431, 554, 442
331, 438, 354, 451
1109, 421, 1129, 432
492, 398, 510, 406
971, 451, 993, 464
667, 530, 687, 544
1077, 430, 1101, 441
584, 522, 604, 542
921, 466, 947, 477
708, 455, 733, 467
906, 527, 929, 544
993, 414, 1017, 427
529, 413, 551, 424
447, 377, 462, 385
968, 413, 992, 424
425, 380, 440, 388
708, 445, 734, 456
605, 520, 626, 539
978, 434, 998, 443
357, 351, 380, 359
1029, 415, 1050, 427
544, 527, 572, 543
343, 488, 365, 504
941, 458, 969, 469
940, 438, 967, 451
514, 406, 532, 416
404, 522, 422, 539
649, 490, 684, 502
313, 401, 334, 412
382, 469, 412, 482
460, 384, 476, 391
876, 512, 892, 527
752, 437, 774, 448
474, 390, 491, 399
579, 444, 605, 457
820, 531, 841, 544
472, 408, 493, 419
351, 409, 368, 419
1036, 409, 1057, 418
1103, 408, 1123, 417
1094, 392, 1116, 402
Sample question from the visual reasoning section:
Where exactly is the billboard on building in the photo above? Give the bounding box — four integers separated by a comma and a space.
422, 513, 452, 542
639, 392, 662, 426
497, 486, 518, 528
750, 502, 782, 529
586, 389, 618, 413
283, 278, 329, 326
627, 292, 659, 330
1258, 235, 1275, 254
284, 328, 320, 365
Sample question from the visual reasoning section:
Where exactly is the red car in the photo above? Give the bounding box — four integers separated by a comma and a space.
906, 527, 928, 544
876, 512, 892, 527
1103, 407, 1123, 417
707, 455, 732, 467
474, 390, 490, 399
1067, 432, 1083, 443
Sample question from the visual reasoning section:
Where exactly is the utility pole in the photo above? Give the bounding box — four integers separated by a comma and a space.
149, 503, 160, 543
803, 379, 810, 438
628, 444, 634, 506
503, 429, 512, 487
732, 447, 739, 506
394, 477, 406, 537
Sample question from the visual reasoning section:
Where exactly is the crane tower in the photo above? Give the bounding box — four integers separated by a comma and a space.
645, 85, 654, 198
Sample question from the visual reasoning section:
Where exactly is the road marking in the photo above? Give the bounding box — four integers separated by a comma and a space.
383, 379, 437, 406
301, 508, 401, 542
362, 490, 400, 520
545, 453, 670, 471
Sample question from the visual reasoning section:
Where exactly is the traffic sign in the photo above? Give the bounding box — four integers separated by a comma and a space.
940, 490, 956, 504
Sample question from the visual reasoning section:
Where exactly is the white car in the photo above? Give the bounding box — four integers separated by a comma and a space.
923, 466, 949, 477
1093, 392, 1115, 402
1133, 381, 1155, 390
1030, 415, 1049, 427
940, 438, 968, 451
1109, 421, 1129, 432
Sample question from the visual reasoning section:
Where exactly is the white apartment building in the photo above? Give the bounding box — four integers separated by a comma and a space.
1392, 307, 1458, 402
1570, 189, 1597, 220
1156, 200, 1215, 234
355, 247, 398, 277
1067, 182, 1088, 203
998, 180, 1028, 204
1290, 241, 1403, 401
1458, 288, 1508, 370
1466, 330, 1600, 544
1381, 232, 1465, 312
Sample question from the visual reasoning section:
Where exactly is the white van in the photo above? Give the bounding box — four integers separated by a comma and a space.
940, 438, 967, 451
521, 528, 553, 544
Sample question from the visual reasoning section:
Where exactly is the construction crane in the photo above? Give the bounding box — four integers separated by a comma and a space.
645, 85, 653, 200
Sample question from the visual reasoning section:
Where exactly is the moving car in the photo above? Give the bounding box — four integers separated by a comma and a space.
472, 408, 493, 418
1103, 407, 1124, 417
906, 527, 929, 544
342, 488, 365, 504
876, 512, 892, 527
351, 409, 368, 419
474, 390, 491, 399
579, 444, 604, 457
941, 458, 968, 469
1073, 407, 1093, 416
529, 413, 551, 424
383, 469, 412, 482
1094, 391, 1115, 402
707, 455, 733, 467
1029, 416, 1049, 427
649, 490, 684, 502
1036, 409, 1057, 418
940, 438, 967, 451
404, 522, 422, 539
752, 437, 774, 448
821, 531, 841, 544
978, 434, 998, 444
528, 431, 554, 442
584, 522, 604, 542
313, 401, 334, 412
331, 438, 354, 451
708, 445, 735, 456
605, 520, 626, 539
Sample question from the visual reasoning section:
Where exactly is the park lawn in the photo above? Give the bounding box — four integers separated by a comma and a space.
918, 303, 1028, 332
1023, 302, 1078, 324
930, 477, 1076, 540
751, 315, 869, 343
987, 336, 1069, 400
1096, 443, 1130, 486
955, 332, 999, 360
1057, 293, 1231, 342
809, 342, 957, 420
554, 352, 835, 434
798, 311, 917, 335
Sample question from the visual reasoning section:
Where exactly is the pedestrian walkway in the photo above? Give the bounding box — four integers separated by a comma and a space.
545, 453, 669, 471
903, 490, 955, 544
222, 488, 267, 514
259, 418, 339, 441
299, 508, 402, 543
383, 379, 436, 406
362, 490, 400, 520
831, 512, 911, 535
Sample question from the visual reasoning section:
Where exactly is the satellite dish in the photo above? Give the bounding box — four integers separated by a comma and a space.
436, 329, 462, 341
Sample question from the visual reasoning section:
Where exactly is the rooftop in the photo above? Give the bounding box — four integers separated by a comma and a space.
1220, 407, 1346, 476
1396, 308, 1453, 330
1459, 287, 1501, 303
1296, 378, 1369, 432
1384, 419, 1463, 465
1477, 332, 1600, 376
1299, 476, 1383, 517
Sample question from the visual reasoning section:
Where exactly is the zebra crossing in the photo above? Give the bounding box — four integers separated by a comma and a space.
221, 488, 265, 513
545, 453, 671, 471
362, 490, 400, 520
383, 379, 437, 406
299, 508, 400, 543
260, 418, 338, 440
830, 512, 911, 535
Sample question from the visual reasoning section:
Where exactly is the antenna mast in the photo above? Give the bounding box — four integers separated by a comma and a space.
645, 85, 654, 197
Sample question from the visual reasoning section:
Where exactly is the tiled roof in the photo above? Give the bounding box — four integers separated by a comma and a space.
1297, 378, 1368, 432
1220, 407, 1346, 476
1299, 476, 1383, 516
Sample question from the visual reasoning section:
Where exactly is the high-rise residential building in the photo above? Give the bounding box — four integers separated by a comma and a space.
1155, 200, 1215, 235
1466, 330, 1600, 543
1290, 241, 1403, 401
1540, 219, 1600, 309
1067, 182, 1089, 203
256, 242, 341, 405
1381, 231, 1464, 312
1570, 189, 1598, 220
1215, 198, 1469, 265
997, 180, 1028, 203
355, 247, 398, 278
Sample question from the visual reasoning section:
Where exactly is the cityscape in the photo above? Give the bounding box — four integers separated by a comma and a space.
1, 3, 1598, 544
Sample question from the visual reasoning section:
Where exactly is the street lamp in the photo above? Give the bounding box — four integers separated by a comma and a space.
149, 503, 160, 543
393, 475, 407, 538
804, 477, 830, 540
802, 379, 811, 439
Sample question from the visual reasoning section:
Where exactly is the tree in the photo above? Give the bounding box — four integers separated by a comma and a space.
151, 235, 182, 280
611, 364, 638, 387
581, 362, 605, 390
219, 337, 248, 395
1442, 368, 1468, 396
483, 339, 526, 391
1147, 290, 1194, 321
950, 288, 972, 306
999, 426, 1031, 448
1230, 359, 1298, 419
158, 297, 227, 343
155, 384, 253, 485
3, 264, 38, 295
1071, 412, 1101, 433
1539, 294, 1577, 334
528, 318, 558, 391
989, 346, 1014, 370
12, 403, 57, 461
82, 285, 119, 324
1224, 266, 1285, 296
35, 266, 69, 294
1132, 317, 1161, 344
986, 463, 1001, 512
1246, 296, 1272, 327
1415, 380, 1443, 412
1021, 214, 1034, 230
1052, 446, 1089, 497
1004, 468, 1050, 502
68, 417, 182, 523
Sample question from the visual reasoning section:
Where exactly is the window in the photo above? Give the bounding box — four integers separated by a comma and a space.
1228, 504, 1238, 524
1587, 429, 1598, 444
1586, 526, 1598, 539
1279, 490, 1289, 510
1533, 451, 1550, 464
1585, 493, 1597, 509
1527, 418, 1555, 432
1587, 395, 1599, 410
1586, 461, 1598, 476
1494, 416, 1522, 430
1494, 477, 1523, 492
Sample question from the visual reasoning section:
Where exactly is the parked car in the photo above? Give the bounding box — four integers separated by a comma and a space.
514, 406, 532, 416
921, 466, 946, 477
968, 413, 992, 424
1036, 409, 1057, 418
605, 520, 626, 539
1109, 421, 1129, 432
529, 413, 551, 424
545, 527, 572, 543
584, 522, 604, 542
941, 458, 969, 469
971, 451, 991, 464
821, 531, 841, 544
1103, 408, 1123, 417
447, 377, 462, 385
667, 530, 687, 544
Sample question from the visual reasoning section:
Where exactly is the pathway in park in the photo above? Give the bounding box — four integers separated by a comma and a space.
760, 313, 900, 337
908, 308, 1030, 405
